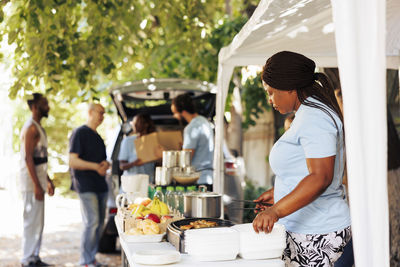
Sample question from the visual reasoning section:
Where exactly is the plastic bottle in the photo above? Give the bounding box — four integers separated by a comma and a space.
186, 185, 197, 192
175, 186, 185, 214
148, 185, 156, 199
165, 186, 175, 211
153, 186, 165, 202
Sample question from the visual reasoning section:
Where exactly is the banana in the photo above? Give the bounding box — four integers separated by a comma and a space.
132, 204, 145, 217
147, 200, 153, 210
150, 199, 161, 215
141, 209, 152, 216
128, 203, 138, 210
159, 201, 170, 215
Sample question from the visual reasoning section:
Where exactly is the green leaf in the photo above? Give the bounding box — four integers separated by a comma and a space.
8, 30, 18, 45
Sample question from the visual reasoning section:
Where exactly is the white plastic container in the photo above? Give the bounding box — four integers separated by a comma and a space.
232, 223, 286, 260
185, 227, 239, 261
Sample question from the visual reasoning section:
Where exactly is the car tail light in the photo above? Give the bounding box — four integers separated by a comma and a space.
109, 207, 118, 215
225, 161, 237, 175
225, 162, 236, 169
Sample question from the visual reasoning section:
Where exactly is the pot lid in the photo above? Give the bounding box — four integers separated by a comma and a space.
184, 192, 221, 197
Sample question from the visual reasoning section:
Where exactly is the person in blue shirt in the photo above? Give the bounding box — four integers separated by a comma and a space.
171, 93, 214, 185
118, 113, 157, 183
252, 51, 351, 267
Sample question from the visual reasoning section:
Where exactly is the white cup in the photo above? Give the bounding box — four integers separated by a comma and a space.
121, 174, 149, 197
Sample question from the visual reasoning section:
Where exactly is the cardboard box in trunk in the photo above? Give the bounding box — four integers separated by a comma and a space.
134, 131, 182, 163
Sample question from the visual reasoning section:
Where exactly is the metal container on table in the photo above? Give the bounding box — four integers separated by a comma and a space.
166, 218, 234, 253
155, 166, 172, 186
162, 150, 178, 168
171, 167, 183, 175
182, 166, 196, 174
183, 190, 222, 218
178, 150, 191, 168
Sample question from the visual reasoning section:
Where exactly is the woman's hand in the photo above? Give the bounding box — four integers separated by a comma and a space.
134, 159, 143, 166
252, 207, 279, 234
254, 188, 274, 213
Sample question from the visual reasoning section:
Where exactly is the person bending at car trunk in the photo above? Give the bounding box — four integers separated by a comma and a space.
171, 93, 214, 185
19, 93, 55, 267
69, 103, 110, 267
252, 51, 351, 267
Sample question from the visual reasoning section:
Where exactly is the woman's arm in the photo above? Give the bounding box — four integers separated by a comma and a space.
254, 187, 274, 212
119, 159, 143, 170
253, 155, 335, 233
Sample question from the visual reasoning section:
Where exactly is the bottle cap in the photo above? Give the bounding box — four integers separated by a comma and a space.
187, 185, 197, 191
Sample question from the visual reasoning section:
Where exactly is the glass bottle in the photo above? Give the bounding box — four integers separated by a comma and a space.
153, 186, 164, 202
175, 186, 185, 214
165, 186, 175, 211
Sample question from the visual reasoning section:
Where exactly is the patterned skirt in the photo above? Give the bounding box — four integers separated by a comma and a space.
283, 227, 352, 267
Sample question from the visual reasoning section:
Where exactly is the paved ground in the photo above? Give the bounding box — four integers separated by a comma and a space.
0, 188, 121, 267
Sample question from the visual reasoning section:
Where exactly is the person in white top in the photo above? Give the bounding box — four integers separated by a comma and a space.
19, 93, 54, 267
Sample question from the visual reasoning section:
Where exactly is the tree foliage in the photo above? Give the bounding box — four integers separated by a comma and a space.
1, 0, 249, 100
241, 74, 270, 129
1, 0, 252, 169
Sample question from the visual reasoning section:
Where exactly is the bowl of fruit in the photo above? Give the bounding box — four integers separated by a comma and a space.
121, 198, 179, 243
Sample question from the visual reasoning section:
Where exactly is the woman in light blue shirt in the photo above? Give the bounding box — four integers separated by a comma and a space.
252, 51, 351, 267
118, 114, 156, 183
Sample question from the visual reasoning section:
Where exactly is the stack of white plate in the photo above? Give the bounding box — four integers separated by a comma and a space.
185, 227, 239, 261
232, 223, 286, 260
132, 250, 181, 265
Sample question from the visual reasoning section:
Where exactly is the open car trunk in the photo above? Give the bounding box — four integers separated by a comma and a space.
110, 78, 217, 129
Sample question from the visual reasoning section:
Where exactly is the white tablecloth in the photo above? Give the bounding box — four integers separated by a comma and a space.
117, 220, 285, 267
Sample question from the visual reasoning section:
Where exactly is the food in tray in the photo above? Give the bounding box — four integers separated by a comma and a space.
179, 219, 218, 230
180, 225, 194, 230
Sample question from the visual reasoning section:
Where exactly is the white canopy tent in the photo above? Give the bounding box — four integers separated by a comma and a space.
213, 0, 400, 266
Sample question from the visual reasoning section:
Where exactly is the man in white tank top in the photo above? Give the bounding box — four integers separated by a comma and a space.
19, 93, 54, 267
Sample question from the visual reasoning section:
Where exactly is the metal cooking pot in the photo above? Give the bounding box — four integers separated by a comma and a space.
183, 191, 222, 218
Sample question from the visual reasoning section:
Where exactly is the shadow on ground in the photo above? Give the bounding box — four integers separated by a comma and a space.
0, 189, 121, 267
0, 224, 121, 267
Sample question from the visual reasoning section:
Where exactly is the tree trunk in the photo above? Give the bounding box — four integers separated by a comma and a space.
225, 0, 232, 16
